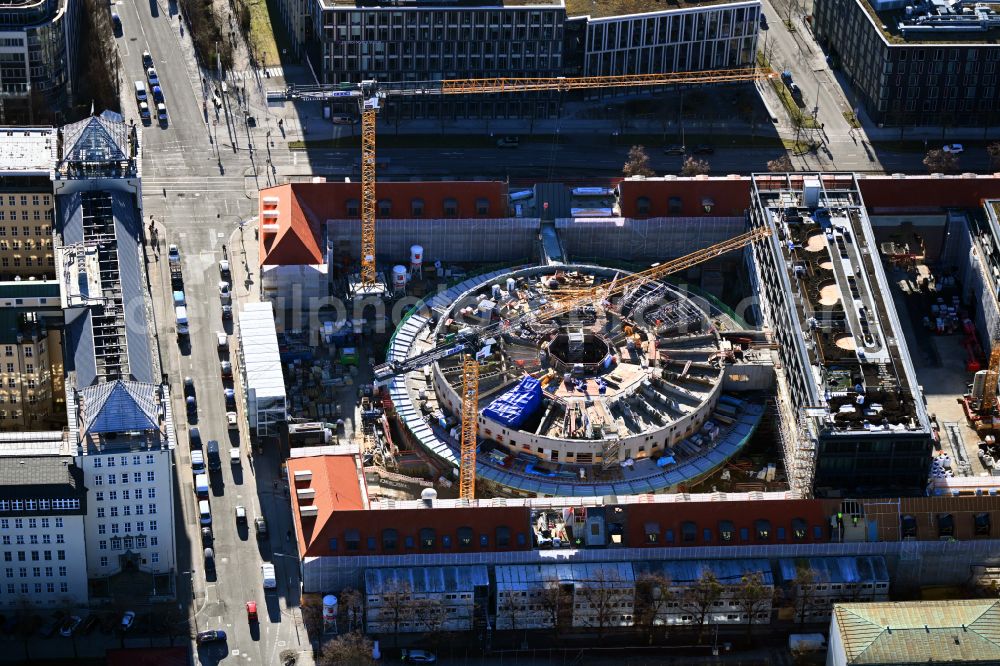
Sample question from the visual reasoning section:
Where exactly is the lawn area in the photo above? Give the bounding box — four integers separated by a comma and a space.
288, 132, 783, 151
244, 0, 281, 66
843, 111, 861, 129
782, 137, 817, 155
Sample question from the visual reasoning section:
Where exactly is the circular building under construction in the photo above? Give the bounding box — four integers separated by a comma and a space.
384, 264, 765, 497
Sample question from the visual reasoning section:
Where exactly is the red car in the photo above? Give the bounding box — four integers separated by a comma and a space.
246, 601, 257, 623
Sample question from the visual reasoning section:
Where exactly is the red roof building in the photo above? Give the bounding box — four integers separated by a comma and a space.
259, 181, 509, 266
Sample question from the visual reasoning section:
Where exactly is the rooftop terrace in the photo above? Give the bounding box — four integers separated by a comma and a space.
0, 128, 54, 177
864, 0, 1000, 43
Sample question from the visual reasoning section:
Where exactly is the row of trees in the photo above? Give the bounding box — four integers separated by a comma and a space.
313, 565, 827, 665
623, 145, 795, 178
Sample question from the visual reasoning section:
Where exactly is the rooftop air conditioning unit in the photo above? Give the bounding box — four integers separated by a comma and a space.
293, 469, 312, 482
299, 505, 319, 517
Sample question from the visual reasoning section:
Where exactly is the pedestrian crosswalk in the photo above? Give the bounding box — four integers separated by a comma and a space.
229, 67, 283, 82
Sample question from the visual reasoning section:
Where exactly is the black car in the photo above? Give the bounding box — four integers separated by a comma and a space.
189, 426, 202, 449
184, 376, 196, 399
201, 526, 213, 545
692, 144, 715, 155
663, 144, 686, 155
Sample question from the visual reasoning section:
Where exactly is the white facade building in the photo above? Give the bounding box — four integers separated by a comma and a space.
72, 380, 176, 580
0, 455, 88, 609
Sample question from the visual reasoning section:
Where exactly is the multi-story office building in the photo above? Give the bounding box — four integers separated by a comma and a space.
314, 1, 567, 120
566, 0, 761, 78
303, 0, 761, 119
0, 128, 55, 280
0, 455, 88, 609
748, 173, 933, 497
0, 282, 64, 432
813, 0, 1000, 126
0, 1, 80, 123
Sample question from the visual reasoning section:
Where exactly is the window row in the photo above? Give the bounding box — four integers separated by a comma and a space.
94, 488, 153, 501
96, 519, 158, 535
344, 197, 492, 218
97, 504, 148, 517
329, 525, 527, 552
0, 499, 76, 512
0, 517, 64, 529
4, 566, 67, 578
0, 209, 52, 221
0, 196, 49, 207
98, 535, 156, 550
900, 512, 991, 539
92, 472, 156, 485
3, 550, 66, 561
6, 582, 68, 595
91, 454, 156, 468
644, 518, 817, 545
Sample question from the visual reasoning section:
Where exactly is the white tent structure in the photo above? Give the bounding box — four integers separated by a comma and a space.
238, 302, 286, 437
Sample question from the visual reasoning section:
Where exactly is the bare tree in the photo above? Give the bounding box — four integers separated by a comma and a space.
681, 570, 723, 643
538, 578, 572, 638
498, 590, 520, 633
768, 155, 794, 173
634, 572, 673, 644
411, 597, 448, 650
789, 566, 820, 628
578, 568, 628, 639
379, 581, 416, 646
340, 588, 365, 633
623, 145, 655, 177
923, 148, 959, 174
318, 631, 375, 666
680, 156, 710, 176
300, 595, 325, 638
734, 572, 772, 643
989, 142, 1000, 170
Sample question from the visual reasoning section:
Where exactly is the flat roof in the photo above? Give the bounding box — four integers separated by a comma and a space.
863, 0, 1000, 44
566, 0, 749, 18
0, 128, 53, 176
318, 0, 563, 9
238, 302, 285, 399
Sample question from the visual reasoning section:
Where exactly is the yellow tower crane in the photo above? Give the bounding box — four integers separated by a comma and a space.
281, 67, 776, 293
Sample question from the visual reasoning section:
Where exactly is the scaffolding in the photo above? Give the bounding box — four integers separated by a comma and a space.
80, 191, 129, 382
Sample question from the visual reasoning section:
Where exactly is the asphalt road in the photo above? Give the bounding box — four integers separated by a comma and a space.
112, 4, 308, 665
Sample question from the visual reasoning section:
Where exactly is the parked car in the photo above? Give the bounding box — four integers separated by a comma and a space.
227, 411, 238, 429
402, 649, 438, 664
943, 143, 964, 154
139, 102, 151, 123
184, 376, 195, 398
663, 144, 686, 155
254, 516, 267, 537
59, 615, 81, 637
220, 259, 230, 278
152, 85, 164, 103
692, 144, 715, 155
221, 360, 233, 379
189, 426, 202, 448
142, 50, 153, 68
218, 281, 231, 303
235, 505, 247, 525
146, 67, 159, 87
157, 103, 168, 126
496, 135, 520, 148
217, 331, 228, 350
121, 611, 136, 631
196, 629, 227, 645
201, 526, 213, 545
222, 304, 233, 321
224, 388, 236, 409
168, 245, 180, 264
186, 395, 197, 416
111, 13, 122, 35
246, 601, 258, 622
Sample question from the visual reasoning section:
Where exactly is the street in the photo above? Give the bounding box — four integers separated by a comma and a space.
112, 2, 309, 665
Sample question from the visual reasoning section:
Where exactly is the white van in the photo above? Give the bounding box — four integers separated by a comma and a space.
261, 563, 276, 590
175, 306, 189, 337
134, 80, 147, 102
198, 499, 212, 525
194, 473, 209, 498
191, 450, 205, 474
229, 448, 240, 465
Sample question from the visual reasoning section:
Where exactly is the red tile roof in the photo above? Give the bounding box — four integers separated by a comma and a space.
287, 454, 368, 557
259, 181, 508, 266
